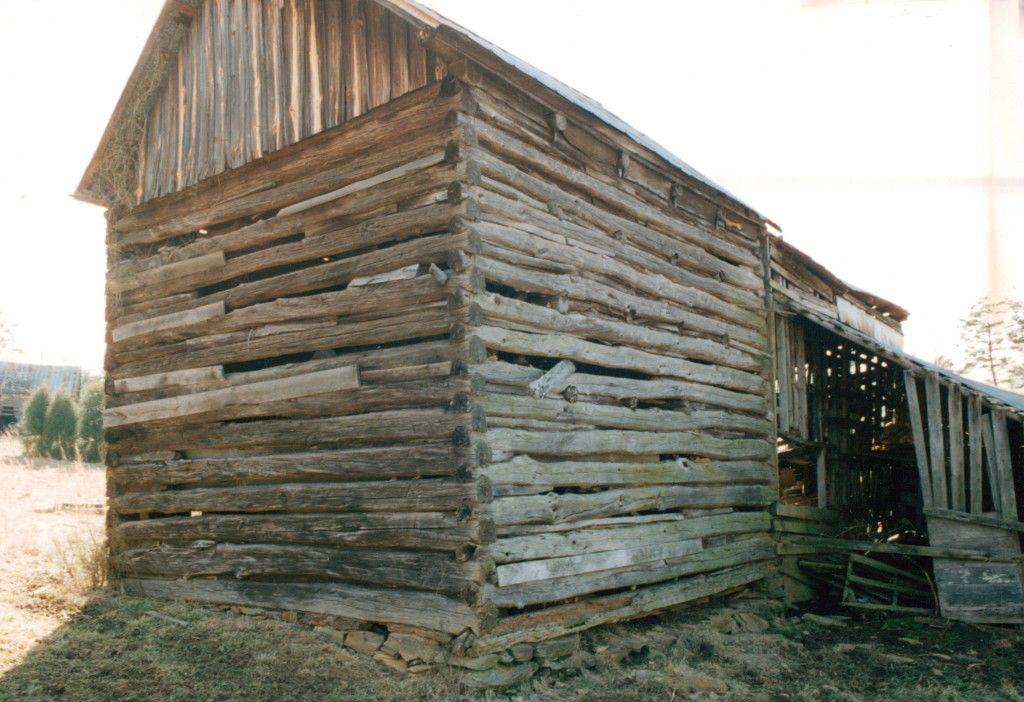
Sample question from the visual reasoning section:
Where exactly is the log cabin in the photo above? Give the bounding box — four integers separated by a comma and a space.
76, 0, 1023, 662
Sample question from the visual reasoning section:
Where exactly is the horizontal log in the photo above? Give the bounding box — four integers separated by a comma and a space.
112, 301, 226, 343
479, 394, 771, 437
118, 542, 480, 595
488, 483, 775, 526
116, 171, 455, 307
473, 326, 765, 395
114, 512, 479, 551
110, 444, 464, 487
470, 561, 774, 653
488, 538, 774, 608
493, 511, 770, 563
104, 365, 359, 428
475, 361, 767, 415
778, 534, 1024, 562
112, 478, 480, 515
497, 537, 703, 587
109, 408, 469, 453
113, 303, 453, 379
110, 377, 471, 428
114, 272, 453, 356
112, 366, 225, 395
473, 256, 765, 351
773, 503, 840, 523
483, 427, 774, 462
483, 454, 773, 489
474, 291, 761, 372
461, 104, 760, 268
113, 85, 460, 241
109, 252, 226, 295
471, 211, 763, 329
122, 577, 478, 635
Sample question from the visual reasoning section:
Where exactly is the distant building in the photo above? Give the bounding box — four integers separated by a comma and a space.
0, 362, 83, 430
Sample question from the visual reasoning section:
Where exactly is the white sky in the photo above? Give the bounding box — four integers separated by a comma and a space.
0, 0, 1019, 373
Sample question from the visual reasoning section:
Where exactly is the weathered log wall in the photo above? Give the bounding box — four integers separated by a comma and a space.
137, 0, 444, 204
440, 64, 778, 643
106, 82, 493, 636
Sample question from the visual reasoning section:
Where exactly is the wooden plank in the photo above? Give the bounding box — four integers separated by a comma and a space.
112, 366, 224, 395
968, 394, 985, 514
902, 370, 933, 509
924, 508, 1024, 534
478, 395, 771, 438
491, 539, 773, 609
492, 511, 769, 563
928, 517, 1024, 623
924, 372, 948, 509
484, 426, 773, 462
779, 533, 1022, 562
947, 385, 966, 511
473, 326, 764, 396
112, 478, 478, 515
110, 443, 465, 487
111, 301, 226, 343
114, 511, 477, 552
989, 410, 1019, 520
104, 365, 359, 428
475, 361, 767, 415
471, 562, 774, 653
110, 408, 468, 454
118, 541, 480, 595
122, 578, 478, 635
474, 290, 762, 372
488, 484, 775, 526
497, 538, 704, 587
482, 454, 773, 489
773, 503, 840, 523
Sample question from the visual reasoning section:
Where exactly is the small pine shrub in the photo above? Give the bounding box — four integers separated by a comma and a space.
77, 382, 105, 463
42, 393, 78, 460
21, 386, 51, 456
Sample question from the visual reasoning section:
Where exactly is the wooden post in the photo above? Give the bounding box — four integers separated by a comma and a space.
947, 385, 965, 512
924, 372, 948, 509
903, 370, 933, 509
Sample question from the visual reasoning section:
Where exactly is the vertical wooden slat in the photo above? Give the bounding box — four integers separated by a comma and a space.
775, 317, 791, 434
981, 413, 1002, 514
388, 7, 410, 97
286, 0, 303, 144
967, 394, 984, 514
924, 372, 948, 509
989, 411, 1019, 520
343, 0, 369, 120
947, 385, 965, 512
324, 0, 344, 128
407, 16, 427, 88
816, 447, 828, 510
175, 45, 187, 191
307, 0, 324, 135
903, 370, 933, 510
268, 0, 285, 152
248, 0, 264, 159
792, 321, 808, 438
365, 0, 392, 108
212, 0, 228, 174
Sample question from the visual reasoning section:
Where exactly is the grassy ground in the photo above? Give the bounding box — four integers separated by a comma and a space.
0, 432, 1021, 701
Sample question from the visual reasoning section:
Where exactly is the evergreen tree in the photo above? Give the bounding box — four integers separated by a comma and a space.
20, 386, 50, 455
957, 298, 1024, 390
42, 393, 78, 460
77, 381, 105, 463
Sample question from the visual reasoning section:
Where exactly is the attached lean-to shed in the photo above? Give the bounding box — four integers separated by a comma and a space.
79, 0, 1022, 666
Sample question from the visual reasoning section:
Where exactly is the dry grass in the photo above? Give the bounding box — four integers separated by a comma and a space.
0, 432, 106, 673
0, 430, 1021, 701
